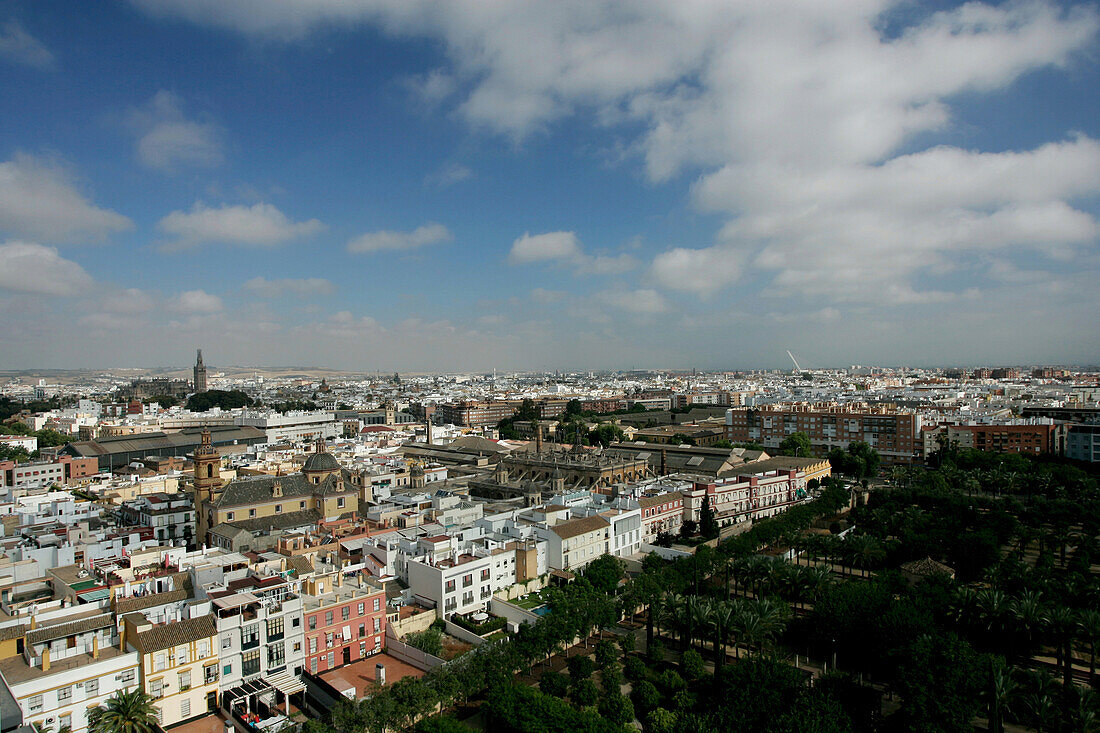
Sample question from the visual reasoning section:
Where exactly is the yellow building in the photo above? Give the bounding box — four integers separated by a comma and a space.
204, 442, 362, 530
123, 613, 220, 727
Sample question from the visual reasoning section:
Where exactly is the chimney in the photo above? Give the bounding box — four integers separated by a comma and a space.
375, 662, 386, 685
92, 634, 100, 660
535, 424, 543, 454
424, 422, 432, 446
119, 620, 127, 651
41, 646, 50, 671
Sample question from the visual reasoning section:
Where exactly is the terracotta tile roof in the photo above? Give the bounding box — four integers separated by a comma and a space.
114, 588, 192, 614
550, 515, 610, 540
286, 555, 314, 577
134, 614, 217, 652
639, 491, 682, 509
26, 613, 113, 645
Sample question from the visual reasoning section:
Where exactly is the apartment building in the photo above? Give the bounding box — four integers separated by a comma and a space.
725, 403, 923, 464
119, 492, 196, 547
0, 456, 99, 492
537, 514, 611, 573
300, 571, 386, 676
406, 543, 517, 616
123, 613, 221, 727
0, 610, 140, 733
207, 573, 305, 698
638, 492, 684, 543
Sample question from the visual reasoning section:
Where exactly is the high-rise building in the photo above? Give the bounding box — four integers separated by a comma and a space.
193, 349, 208, 393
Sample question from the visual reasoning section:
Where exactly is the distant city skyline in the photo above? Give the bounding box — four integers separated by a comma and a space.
1, 1, 1099, 370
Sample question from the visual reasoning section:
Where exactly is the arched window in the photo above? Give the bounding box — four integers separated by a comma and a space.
206, 464, 214, 478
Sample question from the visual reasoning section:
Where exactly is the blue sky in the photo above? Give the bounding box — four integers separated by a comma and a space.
1, 0, 1098, 371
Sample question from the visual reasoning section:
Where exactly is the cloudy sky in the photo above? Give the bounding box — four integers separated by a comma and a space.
1, 1, 1098, 371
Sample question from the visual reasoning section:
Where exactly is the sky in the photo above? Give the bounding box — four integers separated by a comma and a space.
1, 0, 1099, 372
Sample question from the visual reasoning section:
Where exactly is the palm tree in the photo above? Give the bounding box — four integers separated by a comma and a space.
710, 600, 735, 670
1079, 609, 1100, 684
1011, 590, 1048, 662
1013, 669, 1058, 733
1047, 605, 1079, 687
985, 658, 1016, 733
88, 689, 160, 733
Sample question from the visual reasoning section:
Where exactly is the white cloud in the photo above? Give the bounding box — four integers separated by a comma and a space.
597, 288, 668, 315
244, 276, 335, 297
347, 223, 452, 254
127, 91, 223, 170
425, 162, 473, 187
650, 245, 744, 296
98, 288, 156, 314
158, 202, 324, 251
0, 20, 55, 69
509, 231, 637, 275
0, 154, 132, 243
0, 241, 94, 296
170, 289, 223, 313
128, 0, 1100, 315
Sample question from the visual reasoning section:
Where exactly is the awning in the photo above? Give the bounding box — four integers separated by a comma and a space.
267, 670, 306, 695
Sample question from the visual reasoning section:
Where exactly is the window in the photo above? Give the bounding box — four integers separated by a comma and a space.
293, 642, 301, 653
445, 580, 455, 593
337, 497, 345, 508
27, 695, 42, 713
57, 685, 72, 702
86, 678, 99, 696
358, 623, 365, 638
242, 624, 260, 649
267, 643, 285, 668
463, 574, 472, 588
242, 650, 260, 677
310, 658, 318, 675
300, 501, 307, 510
155, 653, 166, 671
226, 512, 234, 521
275, 504, 282, 514
267, 617, 284, 641
325, 611, 334, 626
309, 637, 317, 654
177, 647, 189, 665
198, 640, 209, 658
308, 615, 316, 630
373, 598, 380, 612
327, 651, 334, 668
292, 617, 300, 628
223, 664, 232, 677
342, 606, 350, 621
222, 635, 232, 650
179, 670, 191, 691
149, 678, 163, 698
59, 714, 71, 731
373, 618, 380, 633
204, 665, 219, 685
357, 602, 365, 615
120, 669, 136, 685
180, 699, 190, 718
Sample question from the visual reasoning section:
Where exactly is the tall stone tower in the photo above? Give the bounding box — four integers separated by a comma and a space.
193, 349, 208, 393
192, 429, 221, 547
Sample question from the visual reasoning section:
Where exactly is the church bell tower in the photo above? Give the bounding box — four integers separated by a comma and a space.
192, 429, 221, 546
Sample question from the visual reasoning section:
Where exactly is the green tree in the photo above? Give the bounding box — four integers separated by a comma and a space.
143, 394, 179, 409
185, 389, 254, 412
699, 500, 719, 540
405, 628, 444, 657
568, 654, 595, 682
539, 670, 570, 697
87, 689, 160, 733
893, 633, 983, 732
570, 678, 599, 707
779, 431, 813, 457
681, 648, 706, 681
595, 639, 617, 668
583, 554, 625, 594
631, 680, 661, 714
645, 708, 677, 733
414, 716, 473, 733
598, 692, 635, 726
589, 423, 625, 447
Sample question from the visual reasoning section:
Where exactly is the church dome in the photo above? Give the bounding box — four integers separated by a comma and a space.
303, 451, 341, 474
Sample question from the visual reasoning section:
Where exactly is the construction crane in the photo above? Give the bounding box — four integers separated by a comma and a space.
786, 350, 802, 373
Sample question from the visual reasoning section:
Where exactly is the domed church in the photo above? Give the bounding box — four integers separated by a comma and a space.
198, 437, 366, 546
